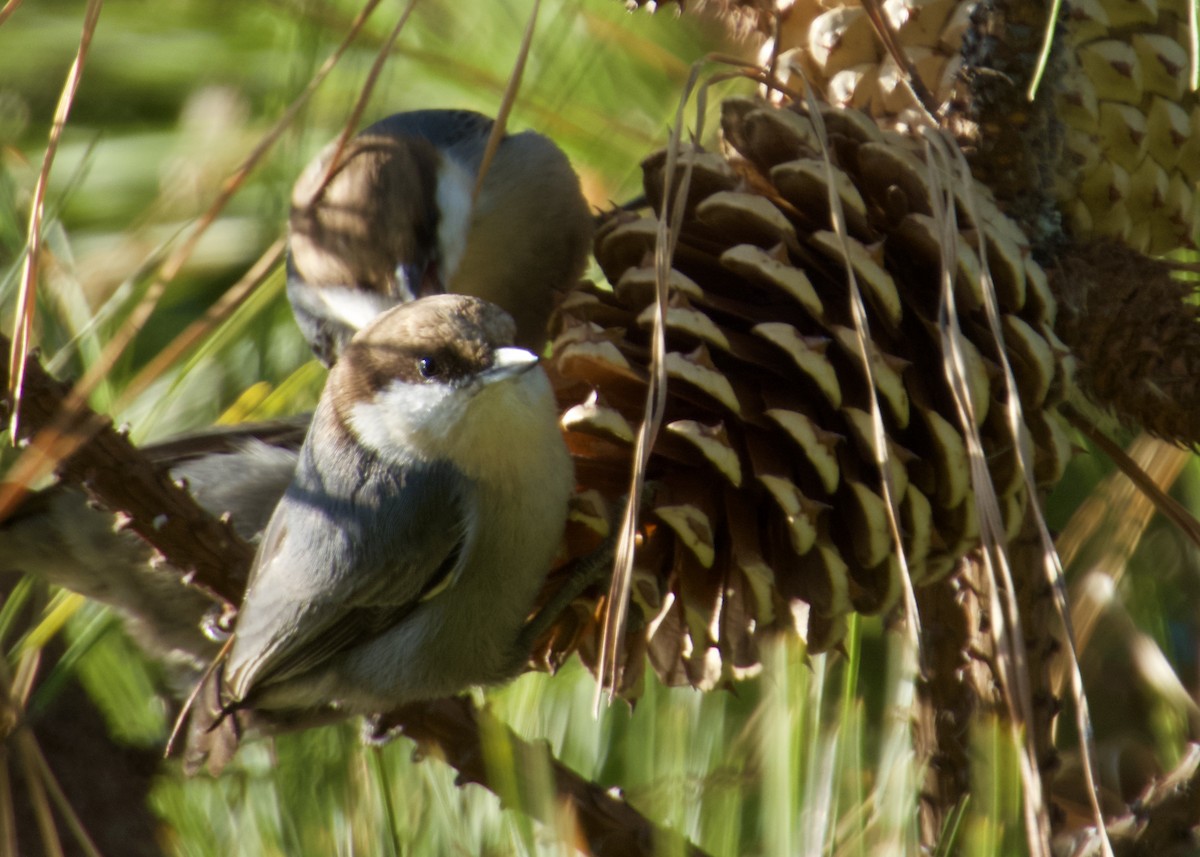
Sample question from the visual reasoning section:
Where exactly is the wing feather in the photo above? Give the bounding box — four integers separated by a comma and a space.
224, 452, 472, 703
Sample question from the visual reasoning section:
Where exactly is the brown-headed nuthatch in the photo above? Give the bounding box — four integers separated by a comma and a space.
184, 294, 573, 772
287, 110, 593, 364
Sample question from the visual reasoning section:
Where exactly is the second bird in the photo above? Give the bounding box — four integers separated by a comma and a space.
287, 109, 594, 364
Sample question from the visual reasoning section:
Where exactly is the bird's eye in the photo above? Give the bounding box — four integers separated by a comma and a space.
417, 357, 440, 379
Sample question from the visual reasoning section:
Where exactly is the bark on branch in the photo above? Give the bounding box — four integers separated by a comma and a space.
1, 333, 251, 604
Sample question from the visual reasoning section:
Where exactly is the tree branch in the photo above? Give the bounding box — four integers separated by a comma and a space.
1, 332, 250, 604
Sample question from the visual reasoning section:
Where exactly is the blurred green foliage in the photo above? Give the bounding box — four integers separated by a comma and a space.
5, 1, 1200, 855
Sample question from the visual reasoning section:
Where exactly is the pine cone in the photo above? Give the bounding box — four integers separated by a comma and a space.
536, 97, 1073, 693
1056, 0, 1200, 253
624, 0, 1199, 254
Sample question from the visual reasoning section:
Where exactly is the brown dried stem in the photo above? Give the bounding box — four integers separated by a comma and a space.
6, 0, 102, 440
1117, 743, 1200, 855
0, 0, 24, 29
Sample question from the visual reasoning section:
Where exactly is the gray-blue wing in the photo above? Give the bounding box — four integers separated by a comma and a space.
224, 454, 472, 703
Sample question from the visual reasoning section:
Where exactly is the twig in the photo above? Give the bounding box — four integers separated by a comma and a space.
112, 237, 286, 414
1127, 743, 1200, 845
1062, 405, 1200, 551
314, 0, 420, 200
858, 0, 942, 118
474, 0, 541, 202
1074, 743, 1200, 855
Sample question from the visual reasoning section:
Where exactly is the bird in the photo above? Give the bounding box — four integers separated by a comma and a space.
182, 293, 574, 772
287, 109, 594, 365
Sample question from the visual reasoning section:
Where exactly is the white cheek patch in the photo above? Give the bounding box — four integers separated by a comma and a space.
434, 158, 476, 284
302, 284, 395, 334
348, 367, 561, 481
347, 380, 464, 463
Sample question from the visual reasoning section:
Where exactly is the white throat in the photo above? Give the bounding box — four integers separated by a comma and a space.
346, 365, 559, 482
432, 157, 475, 284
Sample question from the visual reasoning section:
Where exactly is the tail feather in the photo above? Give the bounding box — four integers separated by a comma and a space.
181, 670, 244, 776
166, 637, 244, 776
166, 639, 350, 775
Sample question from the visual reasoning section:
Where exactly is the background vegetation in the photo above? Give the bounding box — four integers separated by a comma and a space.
3, 1, 1199, 855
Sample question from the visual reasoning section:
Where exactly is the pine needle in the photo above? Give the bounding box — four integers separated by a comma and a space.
859, 0, 941, 117
474, 0, 541, 203
593, 51, 766, 706
314, 0, 420, 202
112, 238, 285, 414
1027, 0, 1066, 99
793, 71, 922, 852
17, 734, 63, 857
1060, 413, 1200, 554
0, 750, 16, 857
1190, 0, 1199, 90
922, 129, 1052, 856
0, 0, 24, 29
6, 0, 102, 441
21, 737, 104, 857
595, 59, 699, 708
923, 128, 1112, 857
